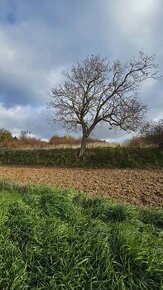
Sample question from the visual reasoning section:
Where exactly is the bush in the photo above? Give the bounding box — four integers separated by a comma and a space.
142, 119, 163, 148
0, 128, 13, 145
129, 119, 163, 148
0, 147, 163, 168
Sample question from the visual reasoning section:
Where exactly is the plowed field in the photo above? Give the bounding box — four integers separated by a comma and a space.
0, 166, 163, 207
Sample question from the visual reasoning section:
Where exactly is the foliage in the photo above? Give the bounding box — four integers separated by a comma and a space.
49, 135, 100, 146
0, 181, 162, 289
0, 147, 163, 168
141, 119, 163, 148
0, 132, 104, 149
0, 128, 13, 144
50, 135, 78, 145
128, 119, 163, 148
128, 136, 147, 147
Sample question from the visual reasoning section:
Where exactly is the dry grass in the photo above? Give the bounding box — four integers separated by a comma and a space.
0, 136, 112, 149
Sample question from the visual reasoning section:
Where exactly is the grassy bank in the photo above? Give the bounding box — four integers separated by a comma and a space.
0, 181, 163, 289
0, 147, 163, 168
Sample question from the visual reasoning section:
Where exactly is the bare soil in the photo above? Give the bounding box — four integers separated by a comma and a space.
0, 166, 163, 208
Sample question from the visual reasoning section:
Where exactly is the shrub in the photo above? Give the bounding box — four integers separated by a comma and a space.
0, 147, 163, 168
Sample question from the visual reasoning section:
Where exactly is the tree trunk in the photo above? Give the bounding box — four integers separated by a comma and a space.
79, 135, 88, 159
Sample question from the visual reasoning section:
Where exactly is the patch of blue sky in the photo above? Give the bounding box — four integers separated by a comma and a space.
0, 0, 16, 24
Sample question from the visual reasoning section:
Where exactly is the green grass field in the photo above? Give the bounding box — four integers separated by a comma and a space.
0, 181, 163, 289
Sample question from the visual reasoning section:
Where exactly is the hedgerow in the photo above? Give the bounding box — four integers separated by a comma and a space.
0, 147, 163, 168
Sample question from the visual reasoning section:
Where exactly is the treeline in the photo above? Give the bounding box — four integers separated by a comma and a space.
128, 119, 163, 148
0, 118, 163, 149
0, 129, 105, 149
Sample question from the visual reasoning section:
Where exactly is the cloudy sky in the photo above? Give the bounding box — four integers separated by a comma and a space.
0, 0, 162, 141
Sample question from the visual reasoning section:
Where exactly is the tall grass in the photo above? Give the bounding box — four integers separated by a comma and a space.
0, 181, 163, 289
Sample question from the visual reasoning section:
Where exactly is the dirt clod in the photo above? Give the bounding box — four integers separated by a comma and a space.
0, 166, 163, 208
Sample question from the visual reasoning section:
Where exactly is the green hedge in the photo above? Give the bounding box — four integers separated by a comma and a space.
0, 147, 163, 168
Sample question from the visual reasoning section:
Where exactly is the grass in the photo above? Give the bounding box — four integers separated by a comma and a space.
0, 147, 163, 168
0, 180, 163, 289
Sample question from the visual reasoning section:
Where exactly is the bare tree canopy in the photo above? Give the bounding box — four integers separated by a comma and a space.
49, 52, 158, 158
141, 119, 163, 148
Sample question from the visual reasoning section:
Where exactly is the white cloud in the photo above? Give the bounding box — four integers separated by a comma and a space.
114, 0, 160, 35
0, 103, 64, 138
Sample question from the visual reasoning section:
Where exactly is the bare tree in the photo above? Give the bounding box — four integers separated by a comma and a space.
49, 52, 158, 158
141, 119, 163, 148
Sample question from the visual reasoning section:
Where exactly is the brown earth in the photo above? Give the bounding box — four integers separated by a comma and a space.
0, 165, 163, 208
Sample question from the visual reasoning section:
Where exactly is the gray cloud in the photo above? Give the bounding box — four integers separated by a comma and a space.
0, 0, 162, 140
0, 103, 65, 139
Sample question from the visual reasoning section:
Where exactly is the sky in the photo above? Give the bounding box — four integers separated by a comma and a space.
0, 0, 163, 142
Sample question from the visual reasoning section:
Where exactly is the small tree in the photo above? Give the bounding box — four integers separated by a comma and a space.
141, 119, 163, 148
20, 130, 32, 140
49, 52, 158, 158
0, 128, 13, 144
